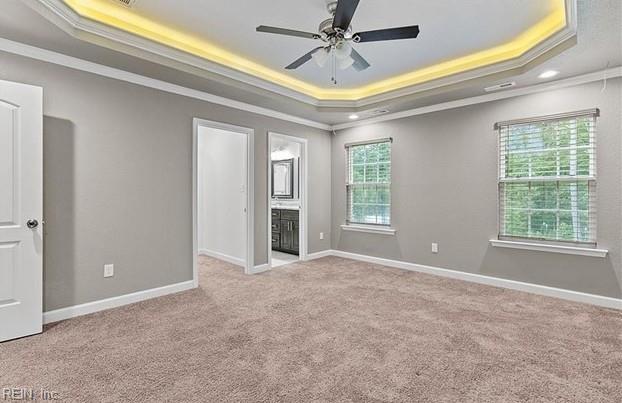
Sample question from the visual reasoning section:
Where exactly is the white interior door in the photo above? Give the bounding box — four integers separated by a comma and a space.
0, 79, 43, 342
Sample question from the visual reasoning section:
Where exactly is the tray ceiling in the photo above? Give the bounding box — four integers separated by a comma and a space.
49, 0, 572, 103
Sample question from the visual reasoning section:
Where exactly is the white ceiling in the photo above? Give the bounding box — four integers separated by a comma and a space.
130, 0, 558, 88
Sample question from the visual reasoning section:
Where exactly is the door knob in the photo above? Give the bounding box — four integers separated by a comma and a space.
26, 219, 39, 229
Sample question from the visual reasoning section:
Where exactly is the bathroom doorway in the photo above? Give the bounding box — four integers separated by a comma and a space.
268, 132, 308, 268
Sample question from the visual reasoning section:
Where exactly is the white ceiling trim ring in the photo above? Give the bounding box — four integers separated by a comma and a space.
23, 0, 321, 105
0, 37, 331, 130
25, 0, 578, 108
1, 37, 617, 132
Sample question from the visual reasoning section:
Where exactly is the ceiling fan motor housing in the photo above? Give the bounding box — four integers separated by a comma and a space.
326, 1, 338, 15
319, 18, 335, 37
323, 2, 353, 39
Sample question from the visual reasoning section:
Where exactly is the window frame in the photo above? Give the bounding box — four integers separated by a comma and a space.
495, 109, 599, 246
345, 138, 393, 227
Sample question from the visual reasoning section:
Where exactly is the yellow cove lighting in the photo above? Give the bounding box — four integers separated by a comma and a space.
63, 0, 567, 101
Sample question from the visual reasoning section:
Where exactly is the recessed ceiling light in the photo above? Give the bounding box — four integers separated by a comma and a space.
538, 70, 559, 79
349, 114, 359, 120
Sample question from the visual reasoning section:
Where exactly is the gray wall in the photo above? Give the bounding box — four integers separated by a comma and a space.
0, 50, 332, 311
1, 47, 619, 310
332, 79, 622, 299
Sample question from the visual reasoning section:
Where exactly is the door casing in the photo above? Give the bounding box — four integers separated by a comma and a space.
192, 118, 254, 279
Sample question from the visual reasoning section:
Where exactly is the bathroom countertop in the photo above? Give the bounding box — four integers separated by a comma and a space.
271, 203, 300, 211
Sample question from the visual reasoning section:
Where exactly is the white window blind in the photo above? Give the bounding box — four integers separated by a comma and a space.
497, 109, 598, 244
346, 139, 392, 226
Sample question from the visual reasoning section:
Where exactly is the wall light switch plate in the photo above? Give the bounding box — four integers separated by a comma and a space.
104, 264, 114, 278
320, 232, 324, 240
431, 243, 439, 253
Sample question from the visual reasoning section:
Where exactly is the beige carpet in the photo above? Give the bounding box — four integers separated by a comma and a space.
1, 256, 621, 402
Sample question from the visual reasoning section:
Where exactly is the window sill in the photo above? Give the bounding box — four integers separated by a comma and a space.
490, 239, 608, 258
341, 224, 396, 235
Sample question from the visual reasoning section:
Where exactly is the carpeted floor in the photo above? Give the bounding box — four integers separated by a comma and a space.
1, 256, 621, 402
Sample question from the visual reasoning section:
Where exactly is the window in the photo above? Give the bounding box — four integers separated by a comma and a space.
497, 109, 598, 244
346, 139, 391, 226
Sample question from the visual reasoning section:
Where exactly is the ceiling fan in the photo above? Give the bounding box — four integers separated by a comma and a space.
256, 0, 420, 84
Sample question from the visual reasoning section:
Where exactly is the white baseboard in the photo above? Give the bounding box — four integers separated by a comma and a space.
43, 280, 196, 324
314, 249, 621, 310
42, 250, 619, 325
305, 250, 334, 260
250, 263, 270, 274
199, 249, 245, 267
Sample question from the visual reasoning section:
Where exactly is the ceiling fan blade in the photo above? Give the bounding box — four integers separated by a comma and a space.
350, 48, 370, 71
333, 0, 360, 31
354, 25, 420, 43
285, 47, 324, 70
256, 25, 320, 40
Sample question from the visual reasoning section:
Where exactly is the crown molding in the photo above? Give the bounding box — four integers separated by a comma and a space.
331, 67, 622, 130
319, 2, 578, 109
0, 36, 331, 130
25, 0, 578, 108
20, 0, 318, 106
0, 35, 614, 132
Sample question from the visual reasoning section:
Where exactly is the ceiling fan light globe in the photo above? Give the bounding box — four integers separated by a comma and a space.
338, 56, 355, 70
312, 48, 330, 67
334, 41, 352, 60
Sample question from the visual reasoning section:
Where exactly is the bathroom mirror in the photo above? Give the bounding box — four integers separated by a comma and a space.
272, 159, 294, 199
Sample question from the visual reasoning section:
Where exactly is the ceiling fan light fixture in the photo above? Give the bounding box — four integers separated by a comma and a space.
257, 0, 420, 83
312, 48, 330, 67
334, 41, 352, 60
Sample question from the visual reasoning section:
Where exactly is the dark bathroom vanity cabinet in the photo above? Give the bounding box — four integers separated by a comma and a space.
271, 208, 299, 255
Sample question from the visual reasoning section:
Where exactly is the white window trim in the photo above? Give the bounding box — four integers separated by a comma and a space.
341, 224, 396, 235
490, 239, 607, 257
496, 109, 599, 246
345, 138, 393, 227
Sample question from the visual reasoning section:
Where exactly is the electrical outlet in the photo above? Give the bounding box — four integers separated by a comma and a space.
320, 232, 324, 240
104, 264, 114, 278
431, 243, 439, 254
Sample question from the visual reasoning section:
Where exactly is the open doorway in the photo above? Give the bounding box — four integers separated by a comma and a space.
193, 119, 254, 281
268, 132, 308, 268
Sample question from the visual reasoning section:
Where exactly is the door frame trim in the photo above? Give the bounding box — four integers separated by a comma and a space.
267, 132, 308, 269
193, 118, 255, 281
